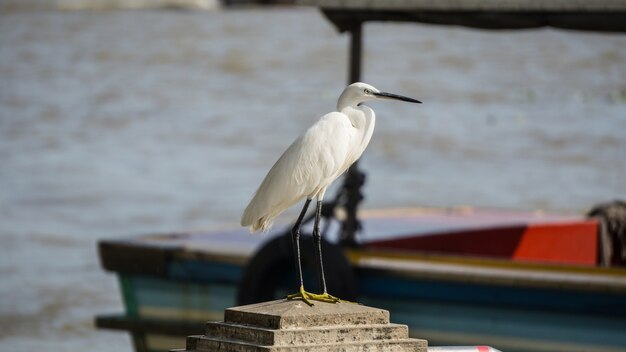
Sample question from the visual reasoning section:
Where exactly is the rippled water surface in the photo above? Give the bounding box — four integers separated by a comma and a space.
1, 7, 625, 351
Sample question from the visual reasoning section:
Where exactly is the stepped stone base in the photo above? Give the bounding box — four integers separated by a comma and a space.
175, 299, 427, 352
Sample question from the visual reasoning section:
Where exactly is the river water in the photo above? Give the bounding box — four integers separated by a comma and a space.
1, 6, 625, 351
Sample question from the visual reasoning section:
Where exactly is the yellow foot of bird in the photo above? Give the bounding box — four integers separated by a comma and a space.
286, 286, 341, 306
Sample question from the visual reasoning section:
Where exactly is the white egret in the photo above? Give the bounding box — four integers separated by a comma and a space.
241, 82, 421, 305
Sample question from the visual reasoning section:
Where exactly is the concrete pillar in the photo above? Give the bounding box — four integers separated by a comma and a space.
174, 299, 427, 351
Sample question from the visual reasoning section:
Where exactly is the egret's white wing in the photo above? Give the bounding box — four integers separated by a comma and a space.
241, 112, 354, 232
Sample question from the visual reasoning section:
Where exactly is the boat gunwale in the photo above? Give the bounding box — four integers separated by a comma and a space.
347, 248, 626, 294
99, 235, 626, 294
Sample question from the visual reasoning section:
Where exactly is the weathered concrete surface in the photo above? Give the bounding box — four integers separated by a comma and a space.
205, 321, 409, 345
177, 299, 427, 352
224, 299, 390, 329
187, 336, 426, 352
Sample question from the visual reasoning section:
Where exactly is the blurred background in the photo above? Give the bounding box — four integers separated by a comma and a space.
1, 0, 625, 351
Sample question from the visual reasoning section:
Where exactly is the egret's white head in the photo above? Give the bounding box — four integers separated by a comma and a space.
337, 82, 421, 110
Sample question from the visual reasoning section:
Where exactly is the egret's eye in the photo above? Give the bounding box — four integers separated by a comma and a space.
364, 89, 371, 94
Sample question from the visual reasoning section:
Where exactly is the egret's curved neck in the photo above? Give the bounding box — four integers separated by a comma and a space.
357, 105, 376, 136
341, 104, 376, 162
336, 91, 375, 140
337, 91, 362, 111
341, 104, 375, 138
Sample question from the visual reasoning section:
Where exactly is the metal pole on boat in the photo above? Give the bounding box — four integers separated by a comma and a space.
349, 21, 362, 83
339, 20, 365, 247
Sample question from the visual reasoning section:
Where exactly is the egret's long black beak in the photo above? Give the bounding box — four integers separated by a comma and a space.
374, 91, 422, 104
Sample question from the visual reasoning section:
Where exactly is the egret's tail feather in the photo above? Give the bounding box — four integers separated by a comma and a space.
240, 215, 273, 233
241, 206, 275, 233
241, 184, 302, 233
254, 216, 273, 233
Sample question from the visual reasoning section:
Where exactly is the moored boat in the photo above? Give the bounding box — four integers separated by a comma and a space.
96, 205, 626, 352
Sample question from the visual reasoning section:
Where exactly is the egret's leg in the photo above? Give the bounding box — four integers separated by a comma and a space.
312, 199, 329, 293
312, 200, 341, 303
286, 199, 338, 306
291, 199, 311, 291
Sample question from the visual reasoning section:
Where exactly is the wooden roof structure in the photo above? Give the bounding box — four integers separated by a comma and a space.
300, 0, 626, 33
